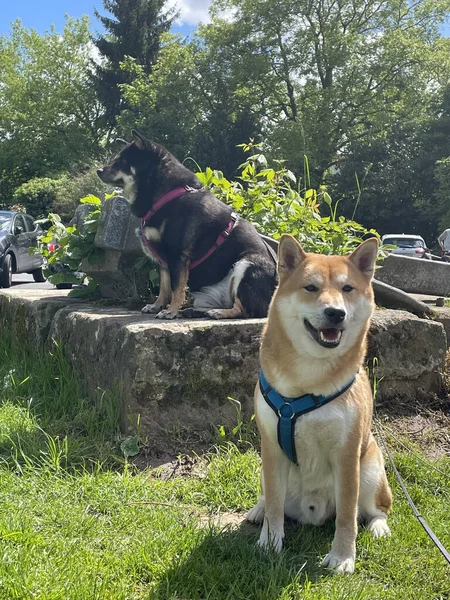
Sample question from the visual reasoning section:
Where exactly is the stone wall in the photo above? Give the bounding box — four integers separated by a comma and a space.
0, 288, 447, 449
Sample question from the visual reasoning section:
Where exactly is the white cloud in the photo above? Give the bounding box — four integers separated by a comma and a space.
168, 0, 212, 26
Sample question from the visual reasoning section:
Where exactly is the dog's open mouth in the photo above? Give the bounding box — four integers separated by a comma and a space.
304, 319, 343, 348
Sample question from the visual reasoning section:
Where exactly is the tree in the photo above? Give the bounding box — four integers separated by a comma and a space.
330, 80, 450, 243
119, 33, 263, 175
205, 0, 450, 181
0, 18, 104, 206
92, 0, 175, 134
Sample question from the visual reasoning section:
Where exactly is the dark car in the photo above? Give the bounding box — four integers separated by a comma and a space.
0, 211, 45, 288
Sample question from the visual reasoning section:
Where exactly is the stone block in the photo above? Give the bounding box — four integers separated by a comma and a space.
0, 288, 447, 450
376, 254, 450, 296
81, 196, 151, 300
94, 196, 141, 254
367, 310, 447, 399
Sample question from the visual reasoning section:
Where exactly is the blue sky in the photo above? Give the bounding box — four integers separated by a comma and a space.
0, 0, 209, 38
1, 0, 449, 38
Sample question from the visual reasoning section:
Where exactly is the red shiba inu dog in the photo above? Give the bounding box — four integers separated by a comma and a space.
247, 235, 392, 574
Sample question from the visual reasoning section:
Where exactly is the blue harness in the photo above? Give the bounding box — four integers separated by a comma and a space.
259, 369, 357, 465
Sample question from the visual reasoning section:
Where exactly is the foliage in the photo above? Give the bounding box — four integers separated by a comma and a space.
35, 197, 105, 294
328, 83, 450, 243
207, 0, 450, 179
197, 144, 379, 255
434, 157, 450, 234
92, 0, 176, 133
12, 177, 67, 219
119, 0, 450, 184
52, 166, 111, 222
119, 33, 261, 176
0, 17, 104, 206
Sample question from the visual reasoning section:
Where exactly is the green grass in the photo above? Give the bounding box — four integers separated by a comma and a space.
0, 335, 449, 599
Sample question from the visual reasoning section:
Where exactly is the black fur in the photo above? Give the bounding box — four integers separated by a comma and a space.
98, 131, 278, 317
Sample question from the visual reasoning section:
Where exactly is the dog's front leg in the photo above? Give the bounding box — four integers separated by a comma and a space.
322, 453, 360, 574
156, 254, 189, 319
142, 267, 172, 314
258, 434, 290, 553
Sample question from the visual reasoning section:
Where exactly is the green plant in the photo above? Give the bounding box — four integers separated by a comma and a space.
197, 142, 382, 255
52, 166, 110, 222
216, 397, 258, 447
35, 195, 106, 296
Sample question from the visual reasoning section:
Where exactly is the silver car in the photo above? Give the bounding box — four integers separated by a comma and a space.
381, 234, 431, 260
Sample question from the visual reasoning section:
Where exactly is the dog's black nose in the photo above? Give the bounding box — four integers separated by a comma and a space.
324, 307, 346, 323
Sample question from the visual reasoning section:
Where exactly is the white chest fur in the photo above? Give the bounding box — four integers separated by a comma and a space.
256, 387, 356, 524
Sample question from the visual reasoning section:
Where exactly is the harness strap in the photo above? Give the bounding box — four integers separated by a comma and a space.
259, 369, 357, 465
140, 186, 238, 270
190, 213, 238, 270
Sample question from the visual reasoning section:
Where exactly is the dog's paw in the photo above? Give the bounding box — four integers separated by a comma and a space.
247, 500, 265, 524
141, 303, 162, 314
368, 517, 391, 539
322, 551, 355, 574
156, 309, 179, 320
257, 527, 284, 554
206, 309, 224, 320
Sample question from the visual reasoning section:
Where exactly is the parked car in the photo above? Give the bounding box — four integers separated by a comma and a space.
381, 234, 431, 260
0, 211, 45, 288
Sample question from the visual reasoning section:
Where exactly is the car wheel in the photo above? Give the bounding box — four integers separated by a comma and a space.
0, 254, 12, 288
32, 267, 46, 282
55, 283, 73, 290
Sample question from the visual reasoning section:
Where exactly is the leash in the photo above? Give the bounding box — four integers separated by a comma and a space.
374, 419, 450, 566
140, 186, 238, 270
259, 370, 357, 464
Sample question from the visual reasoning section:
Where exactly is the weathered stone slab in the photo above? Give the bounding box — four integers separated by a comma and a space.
0, 288, 75, 346
0, 289, 447, 446
94, 196, 141, 253
376, 254, 450, 296
82, 196, 151, 300
367, 310, 447, 400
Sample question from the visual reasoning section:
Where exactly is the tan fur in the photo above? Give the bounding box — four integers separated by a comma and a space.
160, 262, 189, 319
247, 235, 392, 573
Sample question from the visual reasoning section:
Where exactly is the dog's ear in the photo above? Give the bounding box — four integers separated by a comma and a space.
278, 234, 307, 274
131, 129, 148, 150
115, 137, 129, 147
349, 238, 379, 277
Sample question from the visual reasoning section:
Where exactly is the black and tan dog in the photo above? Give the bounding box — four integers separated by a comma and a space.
97, 131, 277, 319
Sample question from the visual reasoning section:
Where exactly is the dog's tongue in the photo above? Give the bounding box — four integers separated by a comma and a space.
319, 328, 341, 343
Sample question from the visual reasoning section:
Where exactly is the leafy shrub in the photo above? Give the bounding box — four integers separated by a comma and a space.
53, 167, 110, 222
197, 143, 380, 255
12, 167, 110, 223
36, 196, 105, 297
35, 145, 382, 301
13, 177, 66, 218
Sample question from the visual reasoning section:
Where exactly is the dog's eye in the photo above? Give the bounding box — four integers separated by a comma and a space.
343, 285, 354, 293
304, 284, 319, 292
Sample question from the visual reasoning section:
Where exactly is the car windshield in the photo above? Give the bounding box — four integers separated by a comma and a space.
0, 214, 12, 232
385, 237, 424, 248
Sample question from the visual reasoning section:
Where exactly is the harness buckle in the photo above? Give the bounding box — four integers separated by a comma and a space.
278, 402, 295, 420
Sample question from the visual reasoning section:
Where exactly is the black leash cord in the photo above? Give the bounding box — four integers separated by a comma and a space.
375, 420, 450, 566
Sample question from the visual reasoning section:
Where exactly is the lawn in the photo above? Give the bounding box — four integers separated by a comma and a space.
0, 335, 449, 600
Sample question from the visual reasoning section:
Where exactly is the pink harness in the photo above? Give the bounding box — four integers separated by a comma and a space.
140, 185, 238, 270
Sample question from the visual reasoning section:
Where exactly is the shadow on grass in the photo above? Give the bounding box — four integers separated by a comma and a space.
151, 518, 335, 600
